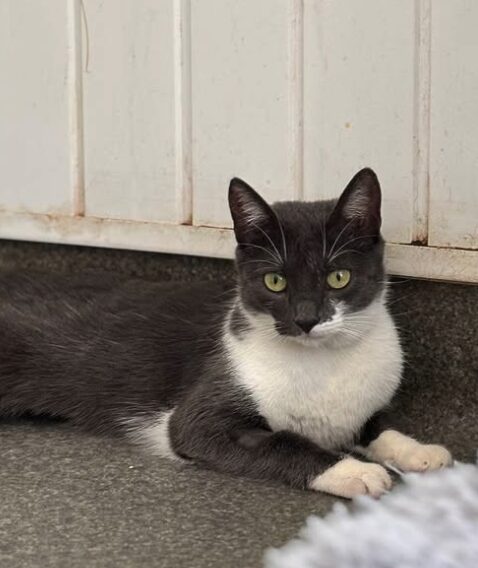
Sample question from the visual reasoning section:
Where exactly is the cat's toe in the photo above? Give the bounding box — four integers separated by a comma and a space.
399, 447, 431, 472
312, 475, 369, 499
399, 444, 453, 472
341, 478, 369, 498
310, 458, 391, 499
422, 444, 453, 470
362, 472, 390, 498
366, 431, 453, 473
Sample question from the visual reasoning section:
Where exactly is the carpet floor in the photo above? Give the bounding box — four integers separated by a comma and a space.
1, 420, 336, 568
0, 241, 476, 567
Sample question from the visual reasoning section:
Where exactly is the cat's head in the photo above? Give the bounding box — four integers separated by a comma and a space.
228, 168, 385, 346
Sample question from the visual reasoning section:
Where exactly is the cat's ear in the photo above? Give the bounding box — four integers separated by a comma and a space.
329, 168, 382, 235
228, 178, 278, 244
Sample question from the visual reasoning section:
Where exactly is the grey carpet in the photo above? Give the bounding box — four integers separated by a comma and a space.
0, 241, 476, 567
1, 420, 335, 568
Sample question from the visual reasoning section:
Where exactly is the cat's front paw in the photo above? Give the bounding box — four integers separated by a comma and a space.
366, 430, 453, 472
394, 443, 453, 472
310, 457, 392, 499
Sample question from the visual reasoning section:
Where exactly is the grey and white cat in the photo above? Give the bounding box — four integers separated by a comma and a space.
0, 168, 452, 498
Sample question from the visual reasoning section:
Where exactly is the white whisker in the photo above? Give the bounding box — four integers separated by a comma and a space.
328, 219, 355, 259
329, 234, 377, 263
328, 248, 365, 263
237, 242, 282, 265
321, 216, 328, 259
273, 213, 288, 262
250, 222, 284, 265
240, 259, 281, 268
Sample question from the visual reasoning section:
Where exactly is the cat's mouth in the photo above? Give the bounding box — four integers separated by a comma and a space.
242, 302, 371, 348
285, 300, 380, 347
307, 306, 344, 338
288, 325, 345, 347
286, 304, 345, 345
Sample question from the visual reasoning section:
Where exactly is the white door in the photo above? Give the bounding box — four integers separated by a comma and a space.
0, 0, 476, 282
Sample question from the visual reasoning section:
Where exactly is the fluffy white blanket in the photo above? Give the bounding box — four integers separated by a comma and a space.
265, 461, 478, 568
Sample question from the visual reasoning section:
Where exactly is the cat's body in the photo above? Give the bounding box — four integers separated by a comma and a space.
0, 169, 453, 497
0, 272, 231, 432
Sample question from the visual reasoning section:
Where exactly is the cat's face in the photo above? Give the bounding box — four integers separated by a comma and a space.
228, 168, 386, 346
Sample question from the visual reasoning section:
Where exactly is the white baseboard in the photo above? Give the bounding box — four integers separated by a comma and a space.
0, 211, 476, 283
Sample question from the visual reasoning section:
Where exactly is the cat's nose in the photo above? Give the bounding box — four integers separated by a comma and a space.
294, 317, 320, 334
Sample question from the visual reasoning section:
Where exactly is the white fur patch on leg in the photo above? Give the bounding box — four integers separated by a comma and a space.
123, 409, 182, 461
360, 430, 453, 472
310, 457, 392, 499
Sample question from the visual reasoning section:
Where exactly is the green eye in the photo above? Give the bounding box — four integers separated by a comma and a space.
327, 269, 351, 289
264, 272, 287, 293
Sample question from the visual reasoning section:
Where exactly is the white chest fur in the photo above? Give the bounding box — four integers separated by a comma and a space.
225, 302, 403, 450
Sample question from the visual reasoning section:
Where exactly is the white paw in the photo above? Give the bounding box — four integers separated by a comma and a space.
365, 430, 453, 473
310, 457, 392, 499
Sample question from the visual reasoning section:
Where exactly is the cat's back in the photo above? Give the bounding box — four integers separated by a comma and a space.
0, 270, 233, 327
0, 270, 235, 426
0, 269, 235, 376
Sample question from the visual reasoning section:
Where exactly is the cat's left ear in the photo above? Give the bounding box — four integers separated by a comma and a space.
228, 178, 280, 245
329, 168, 382, 235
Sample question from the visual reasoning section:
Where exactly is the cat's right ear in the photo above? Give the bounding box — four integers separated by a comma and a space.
228, 178, 277, 244
328, 168, 382, 236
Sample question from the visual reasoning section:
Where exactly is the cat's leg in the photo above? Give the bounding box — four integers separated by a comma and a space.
168, 403, 392, 498
356, 412, 453, 472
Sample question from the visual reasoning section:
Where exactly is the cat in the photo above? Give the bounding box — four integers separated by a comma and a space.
0, 168, 452, 498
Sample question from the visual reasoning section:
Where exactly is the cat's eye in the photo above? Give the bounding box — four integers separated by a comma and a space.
327, 269, 351, 290
264, 272, 287, 293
